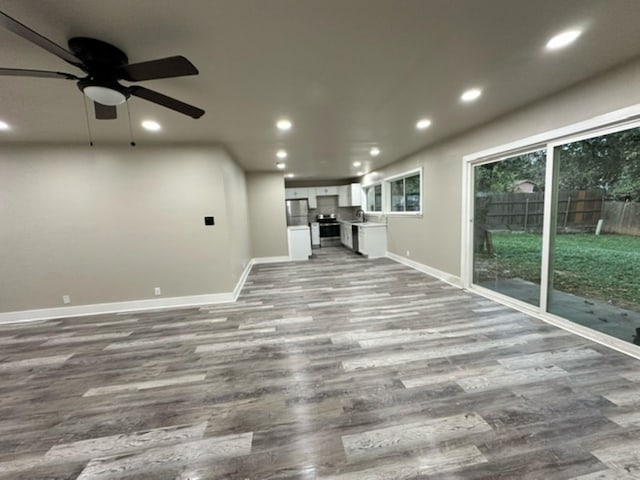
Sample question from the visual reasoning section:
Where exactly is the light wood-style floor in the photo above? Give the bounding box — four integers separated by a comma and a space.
1, 247, 639, 479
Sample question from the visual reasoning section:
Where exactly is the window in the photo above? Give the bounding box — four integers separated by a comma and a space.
364, 184, 382, 212
387, 170, 421, 213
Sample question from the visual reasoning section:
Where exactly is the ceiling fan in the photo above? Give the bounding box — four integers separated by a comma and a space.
0, 9, 205, 120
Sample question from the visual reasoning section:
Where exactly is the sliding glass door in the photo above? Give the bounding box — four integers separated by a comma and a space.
547, 127, 640, 345
469, 123, 640, 347
472, 150, 546, 306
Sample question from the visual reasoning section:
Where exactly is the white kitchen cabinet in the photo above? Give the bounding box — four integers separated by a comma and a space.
285, 187, 309, 200
354, 224, 386, 258
307, 189, 317, 208
315, 186, 339, 196
338, 183, 362, 207
285, 187, 316, 207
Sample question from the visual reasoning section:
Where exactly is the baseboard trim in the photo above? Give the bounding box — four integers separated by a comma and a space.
0, 292, 235, 325
252, 256, 292, 264
0, 255, 294, 325
232, 261, 254, 302
386, 252, 463, 288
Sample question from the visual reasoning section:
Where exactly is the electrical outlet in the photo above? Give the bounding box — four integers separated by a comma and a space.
154, 287, 161, 296
406, 250, 411, 257
62, 295, 71, 304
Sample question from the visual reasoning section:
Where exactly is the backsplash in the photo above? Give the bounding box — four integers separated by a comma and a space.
308, 195, 360, 222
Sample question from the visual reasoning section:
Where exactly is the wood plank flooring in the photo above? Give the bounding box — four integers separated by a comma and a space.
1, 246, 639, 479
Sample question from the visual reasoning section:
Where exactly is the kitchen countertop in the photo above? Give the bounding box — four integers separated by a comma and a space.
338, 220, 386, 228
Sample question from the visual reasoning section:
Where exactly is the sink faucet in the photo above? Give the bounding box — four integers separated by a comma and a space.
355, 209, 366, 222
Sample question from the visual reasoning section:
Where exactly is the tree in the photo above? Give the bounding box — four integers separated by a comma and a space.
475, 150, 546, 193
556, 127, 640, 201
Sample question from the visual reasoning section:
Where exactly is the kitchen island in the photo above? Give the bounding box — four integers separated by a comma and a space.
339, 221, 387, 258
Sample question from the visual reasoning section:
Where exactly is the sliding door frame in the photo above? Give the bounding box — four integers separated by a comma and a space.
461, 104, 640, 360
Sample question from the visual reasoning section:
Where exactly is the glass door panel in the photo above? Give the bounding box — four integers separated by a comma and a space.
472, 150, 546, 306
548, 127, 640, 345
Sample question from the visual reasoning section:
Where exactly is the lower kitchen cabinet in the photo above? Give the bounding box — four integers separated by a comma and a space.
340, 222, 386, 258
356, 225, 386, 258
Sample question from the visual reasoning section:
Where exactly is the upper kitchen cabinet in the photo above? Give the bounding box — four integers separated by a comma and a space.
338, 183, 362, 207
285, 187, 309, 199
307, 189, 317, 208
315, 186, 339, 196
285, 187, 316, 208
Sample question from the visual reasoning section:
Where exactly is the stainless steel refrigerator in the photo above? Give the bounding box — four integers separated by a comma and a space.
285, 199, 309, 226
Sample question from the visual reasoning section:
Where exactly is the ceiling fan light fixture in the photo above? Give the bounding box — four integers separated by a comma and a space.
83, 85, 127, 106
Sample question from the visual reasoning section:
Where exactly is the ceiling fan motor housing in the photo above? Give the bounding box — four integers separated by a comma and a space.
68, 37, 128, 77
69, 38, 131, 105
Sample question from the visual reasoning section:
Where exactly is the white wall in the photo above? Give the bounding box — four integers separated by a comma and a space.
369, 58, 640, 280
0, 145, 251, 314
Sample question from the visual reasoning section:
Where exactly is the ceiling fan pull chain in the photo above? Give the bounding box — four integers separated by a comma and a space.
125, 100, 136, 147
81, 94, 94, 147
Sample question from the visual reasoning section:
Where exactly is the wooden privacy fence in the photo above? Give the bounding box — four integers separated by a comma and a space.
476, 190, 604, 230
602, 201, 640, 236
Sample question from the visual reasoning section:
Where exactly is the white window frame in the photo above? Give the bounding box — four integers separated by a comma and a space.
362, 182, 383, 213
384, 167, 422, 216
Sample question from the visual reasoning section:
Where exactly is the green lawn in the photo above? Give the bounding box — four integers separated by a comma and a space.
475, 232, 640, 310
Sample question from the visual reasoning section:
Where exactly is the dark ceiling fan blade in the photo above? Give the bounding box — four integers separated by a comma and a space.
128, 86, 204, 119
94, 102, 117, 120
0, 67, 79, 79
119, 56, 198, 82
0, 10, 83, 68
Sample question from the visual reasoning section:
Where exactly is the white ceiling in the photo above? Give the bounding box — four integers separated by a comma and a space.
1, 0, 640, 180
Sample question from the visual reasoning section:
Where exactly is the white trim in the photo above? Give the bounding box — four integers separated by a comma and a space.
362, 183, 383, 214
461, 158, 472, 289
386, 251, 463, 288
0, 292, 235, 325
463, 103, 640, 162
231, 260, 254, 301
384, 167, 423, 215
383, 166, 422, 182
539, 145, 556, 312
0, 255, 295, 325
252, 256, 292, 264
384, 212, 422, 217
470, 284, 640, 361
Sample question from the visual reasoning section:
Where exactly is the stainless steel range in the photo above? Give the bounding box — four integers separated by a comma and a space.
317, 214, 340, 246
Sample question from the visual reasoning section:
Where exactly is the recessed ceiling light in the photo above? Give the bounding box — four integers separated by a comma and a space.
416, 118, 432, 130
286, 173, 295, 178
276, 149, 288, 159
353, 161, 362, 167
141, 120, 161, 131
356, 171, 363, 176
0, 120, 10, 130
546, 29, 582, 50
461, 88, 482, 102
276, 119, 292, 131
370, 147, 380, 157
276, 162, 286, 170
